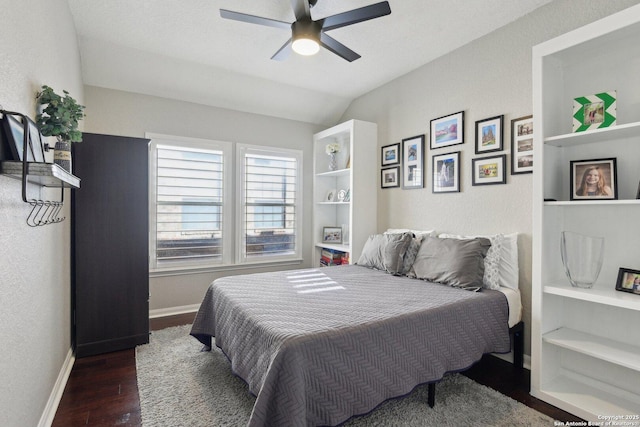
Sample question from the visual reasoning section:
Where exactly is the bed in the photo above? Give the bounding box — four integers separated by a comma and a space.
191, 232, 523, 427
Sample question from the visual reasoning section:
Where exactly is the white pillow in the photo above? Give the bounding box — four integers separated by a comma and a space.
438, 232, 519, 290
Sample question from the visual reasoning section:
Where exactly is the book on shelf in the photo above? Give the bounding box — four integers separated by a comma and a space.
321, 248, 343, 260
320, 258, 342, 267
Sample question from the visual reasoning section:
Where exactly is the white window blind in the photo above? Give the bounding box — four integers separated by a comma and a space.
238, 145, 302, 262
149, 136, 231, 270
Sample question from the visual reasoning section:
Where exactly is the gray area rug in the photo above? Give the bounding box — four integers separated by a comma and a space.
136, 325, 553, 426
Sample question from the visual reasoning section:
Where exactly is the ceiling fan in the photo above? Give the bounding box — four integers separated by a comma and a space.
220, 0, 391, 62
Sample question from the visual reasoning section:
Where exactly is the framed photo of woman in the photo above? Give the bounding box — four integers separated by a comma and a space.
570, 158, 617, 200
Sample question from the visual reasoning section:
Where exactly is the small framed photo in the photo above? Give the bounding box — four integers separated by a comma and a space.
511, 115, 533, 174
325, 189, 337, 202
381, 166, 400, 189
472, 154, 506, 186
430, 111, 464, 150
570, 158, 617, 200
27, 118, 45, 163
475, 115, 503, 154
615, 268, 640, 295
432, 151, 460, 193
573, 91, 616, 133
2, 114, 34, 162
381, 143, 400, 166
402, 134, 424, 189
322, 226, 343, 244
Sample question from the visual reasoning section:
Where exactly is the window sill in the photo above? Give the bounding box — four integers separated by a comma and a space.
149, 258, 305, 278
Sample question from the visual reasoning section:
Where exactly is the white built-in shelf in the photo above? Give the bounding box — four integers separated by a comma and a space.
543, 327, 640, 371
315, 243, 350, 253
543, 282, 640, 311
0, 161, 80, 188
544, 121, 640, 147
316, 168, 350, 178
540, 375, 640, 420
532, 5, 640, 421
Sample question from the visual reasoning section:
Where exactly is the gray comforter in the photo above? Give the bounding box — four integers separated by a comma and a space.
191, 265, 510, 427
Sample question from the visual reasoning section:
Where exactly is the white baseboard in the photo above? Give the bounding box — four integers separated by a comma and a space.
149, 304, 200, 319
38, 347, 75, 427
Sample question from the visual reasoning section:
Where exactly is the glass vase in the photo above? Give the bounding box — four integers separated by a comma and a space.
560, 231, 604, 288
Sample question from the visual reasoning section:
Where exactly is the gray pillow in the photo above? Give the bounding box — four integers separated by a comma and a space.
356, 233, 413, 275
411, 236, 491, 289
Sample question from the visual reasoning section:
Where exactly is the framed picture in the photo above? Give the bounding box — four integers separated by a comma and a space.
2, 114, 33, 162
475, 115, 503, 154
615, 268, 640, 295
381, 143, 400, 166
432, 151, 460, 193
402, 134, 424, 189
27, 118, 45, 163
472, 154, 506, 186
511, 115, 533, 174
381, 166, 400, 189
572, 91, 616, 132
430, 111, 464, 150
570, 158, 617, 200
322, 226, 343, 244
325, 189, 337, 202
343, 188, 351, 202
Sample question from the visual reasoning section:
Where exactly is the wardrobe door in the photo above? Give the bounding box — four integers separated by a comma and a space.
72, 133, 149, 357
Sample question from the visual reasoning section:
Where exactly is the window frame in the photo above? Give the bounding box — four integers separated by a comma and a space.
236, 144, 303, 264
148, 133, 233, 272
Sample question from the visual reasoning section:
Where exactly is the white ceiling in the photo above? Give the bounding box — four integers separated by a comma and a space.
67, 0, 553, 125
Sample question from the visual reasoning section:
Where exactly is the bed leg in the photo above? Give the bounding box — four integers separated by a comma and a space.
427, 383, 435, 408
511, 321, 524, 370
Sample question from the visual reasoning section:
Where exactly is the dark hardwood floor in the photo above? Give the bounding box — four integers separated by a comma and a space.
53, 314, 583, 426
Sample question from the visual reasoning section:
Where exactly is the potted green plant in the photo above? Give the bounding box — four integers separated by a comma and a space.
35, 85, 85, 172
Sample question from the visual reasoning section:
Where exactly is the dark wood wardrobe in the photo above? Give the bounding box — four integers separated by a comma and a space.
72, 133, 149, 357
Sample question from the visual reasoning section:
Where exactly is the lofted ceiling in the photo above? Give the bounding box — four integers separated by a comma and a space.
67, 0, 554, 126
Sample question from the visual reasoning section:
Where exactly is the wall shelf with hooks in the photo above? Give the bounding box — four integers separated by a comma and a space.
1, 109, 81, 226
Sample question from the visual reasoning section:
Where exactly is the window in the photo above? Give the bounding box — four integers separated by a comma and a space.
149, 136, 302, 272
237, 144, 302, 263
149, 135, 232, 270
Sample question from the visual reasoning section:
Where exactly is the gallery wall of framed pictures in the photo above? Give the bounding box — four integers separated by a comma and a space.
380, 109, 529, 193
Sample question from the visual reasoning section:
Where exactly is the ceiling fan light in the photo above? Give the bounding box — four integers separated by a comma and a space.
291, 19, 321, 56
292, 37, 320, 55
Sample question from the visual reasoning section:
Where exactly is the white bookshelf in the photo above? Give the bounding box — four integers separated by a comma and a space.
531, 4, 640, 422
312, 120, 377, 266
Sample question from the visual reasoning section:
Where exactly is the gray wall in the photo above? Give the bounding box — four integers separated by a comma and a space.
83, 86, 322, 312
0, 1, 83, 426
339, 0, 640, 356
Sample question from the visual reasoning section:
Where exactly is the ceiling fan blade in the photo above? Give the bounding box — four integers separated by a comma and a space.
220, 9, 291, 30
320, 33, 361, 62
271, 39, 293, 61
321, 1, 391, 32
289, 0, 311, 21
